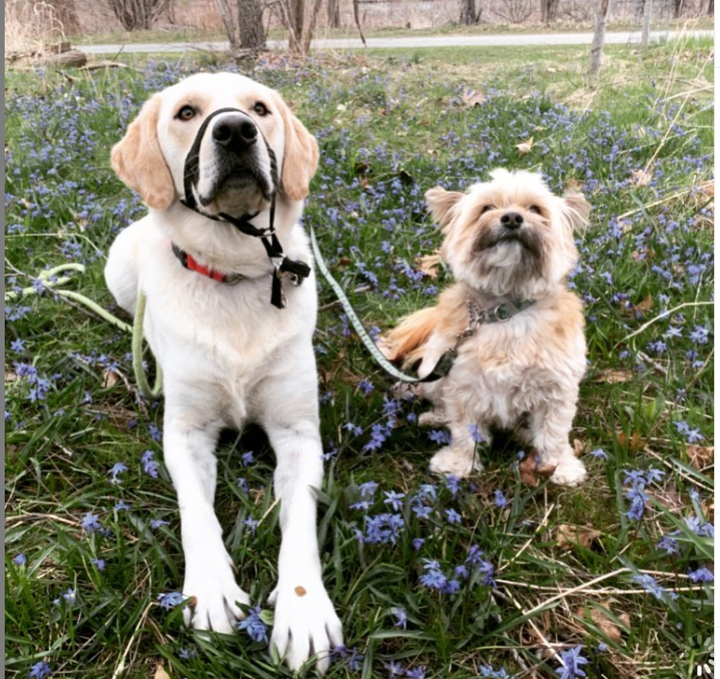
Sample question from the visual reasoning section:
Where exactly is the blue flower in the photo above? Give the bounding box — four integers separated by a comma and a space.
656, 533, 680, 555
157, 591, 185, 610
479, 665, 512, 678
81, 513, 103, 534
687, 567, 713, 583
412, 537, 425, 550
243, 517, 259, 535
392, 607, 408, 629
237, 606, 268, 643
493, 489, 508, 508
92, 558, 106, 570
383, 661, 406, 677
555, 645, 588, 679
108, 462, 128, 485
588, 448, 608, 460
241, 450, 254, 466
406, 666, 427, 679
10, 338, 25, 353
445, 508, 462, 524
149, 519, 169, 530
359, 480, 379, 498
13, 553, 27, 566
419, 561, 447, 590
632, 574, 678, 601
28, 661, 52, 679
141, 450, 159, 478
237, 477, 249, 493
384, 490, 406, 511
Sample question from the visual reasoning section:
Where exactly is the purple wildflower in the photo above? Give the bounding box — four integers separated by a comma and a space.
555, 645, 588, 679
157, 591, 185, 610
237, 606, 268, 643
141, 450, 159, 478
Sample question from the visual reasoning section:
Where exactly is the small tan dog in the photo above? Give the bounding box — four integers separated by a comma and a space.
385, 169, 590, 486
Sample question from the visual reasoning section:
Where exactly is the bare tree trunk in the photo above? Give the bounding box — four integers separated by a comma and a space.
285, 0, 305, 54
672, 0, 684, 17
540, 0, 559, 23
640, 0, 652, 48
460, 0, 479, 24
588, 0, 612, 83
708, 0, 714, 14
327, 0, 340, 28
237, 0, 266, 50
214, 0, 239, 49
299, 0, 324, 54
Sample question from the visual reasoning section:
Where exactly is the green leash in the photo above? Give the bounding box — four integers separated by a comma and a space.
309, 226, 427, 384
5, 264, 162, 401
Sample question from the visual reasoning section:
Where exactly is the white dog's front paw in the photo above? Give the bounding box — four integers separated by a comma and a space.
182, 550, 250, 634
429, 446, 482, 478
269, 581, 343, 674
549, 456, 587, 487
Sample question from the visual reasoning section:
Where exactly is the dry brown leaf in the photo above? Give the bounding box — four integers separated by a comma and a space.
415, 252, 443, 279
102, 370, 119, 389
461, 88, 485, 107
575, 600, 630, 642
631, 168, 653, 187
594, 368, 634, 384
564, 178, 583, 193
557, 523, 601, 549
515, 137, 534, 155
616, 431, 646, 453
573, 438, 585, 458
686, 444, 714, 470
632, 295, 654, 314
519, 451, 556, 487
154, 664, 171, 679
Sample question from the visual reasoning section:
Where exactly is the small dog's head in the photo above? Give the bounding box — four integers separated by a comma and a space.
426, 169, 590, 298
111, 72, 319, 216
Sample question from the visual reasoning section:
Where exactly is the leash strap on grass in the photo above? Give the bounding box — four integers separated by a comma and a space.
310, 225, 429, 384
5, 263, 162, 401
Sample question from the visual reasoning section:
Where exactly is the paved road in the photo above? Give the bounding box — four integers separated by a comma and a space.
78, 30, 712, 54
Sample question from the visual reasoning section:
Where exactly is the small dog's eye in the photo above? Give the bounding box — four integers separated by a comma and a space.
528, 205, 542, 214
253, 102, 269, 117
481, 205, 494, 215
176, 105, 197, 121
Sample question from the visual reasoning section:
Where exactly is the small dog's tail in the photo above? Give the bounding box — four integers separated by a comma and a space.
384, 306, 439, 365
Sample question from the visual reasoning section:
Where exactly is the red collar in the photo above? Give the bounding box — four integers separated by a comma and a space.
171, 242, 245, 284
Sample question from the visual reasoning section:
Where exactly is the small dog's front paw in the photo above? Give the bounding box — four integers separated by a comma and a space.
549, 456, 587, 487
418, 409, 448, 427
182, 551, 250, 634
429, 446, 482, 478
270, 581, 343, 674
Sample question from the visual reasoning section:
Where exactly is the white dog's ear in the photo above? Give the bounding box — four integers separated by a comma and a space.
562, 190, 591, 231
425, 187, 463, 231
111, 94, 175, 211
276, 100, 319, 201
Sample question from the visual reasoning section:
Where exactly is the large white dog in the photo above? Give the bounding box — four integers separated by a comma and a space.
105, 72, 342, 673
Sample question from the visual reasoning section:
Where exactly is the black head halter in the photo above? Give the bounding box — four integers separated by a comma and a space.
179, 107, 310, 309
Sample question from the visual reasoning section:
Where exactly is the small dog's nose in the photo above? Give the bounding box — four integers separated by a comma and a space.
501, 212, 524, 230
212, 117, 258, 150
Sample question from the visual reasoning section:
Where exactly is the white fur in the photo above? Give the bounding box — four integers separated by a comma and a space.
105, 73, 341, 673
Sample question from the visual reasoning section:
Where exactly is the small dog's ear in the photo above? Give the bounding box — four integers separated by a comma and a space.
111, 94, 175, 211
562, 190, 591, 231
425, 187, 463, 230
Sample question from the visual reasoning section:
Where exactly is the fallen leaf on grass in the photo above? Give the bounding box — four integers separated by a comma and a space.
154, 664, 171, 679
415, 252, 443, 279
594, 368, 634, 384
624, 294, 653, 315
101, 370, 118, 389
616, 431, 646, 453
515, 137, 534, 155
461, 87, 485, 107
630, 168, 653, 186
519, 451, 556, 487
557, 524, 602, 549
686, 445, 714, 470
575, 600, 630, 642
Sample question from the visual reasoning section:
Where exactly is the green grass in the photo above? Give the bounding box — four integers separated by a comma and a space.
5, 40, 714, 679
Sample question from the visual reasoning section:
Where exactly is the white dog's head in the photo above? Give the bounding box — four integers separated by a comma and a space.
111, 72, 319, 217
425, 169, 590, 299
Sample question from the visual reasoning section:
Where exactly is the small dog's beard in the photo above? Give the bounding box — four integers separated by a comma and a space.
469, 227, 549, 297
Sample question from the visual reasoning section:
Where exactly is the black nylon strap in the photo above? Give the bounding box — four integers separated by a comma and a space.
178, 107, 310, 309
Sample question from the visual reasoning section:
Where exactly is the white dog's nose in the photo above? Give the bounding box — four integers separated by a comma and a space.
212, 116, 258, 151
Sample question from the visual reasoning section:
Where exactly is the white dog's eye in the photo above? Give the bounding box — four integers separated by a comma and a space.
253, 102, 269, 117
481, 205, 494, 215
176, 105, 197, 121
528, 205, 542, 214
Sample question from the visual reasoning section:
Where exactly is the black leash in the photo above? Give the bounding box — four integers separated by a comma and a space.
179, 107, 310, 309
